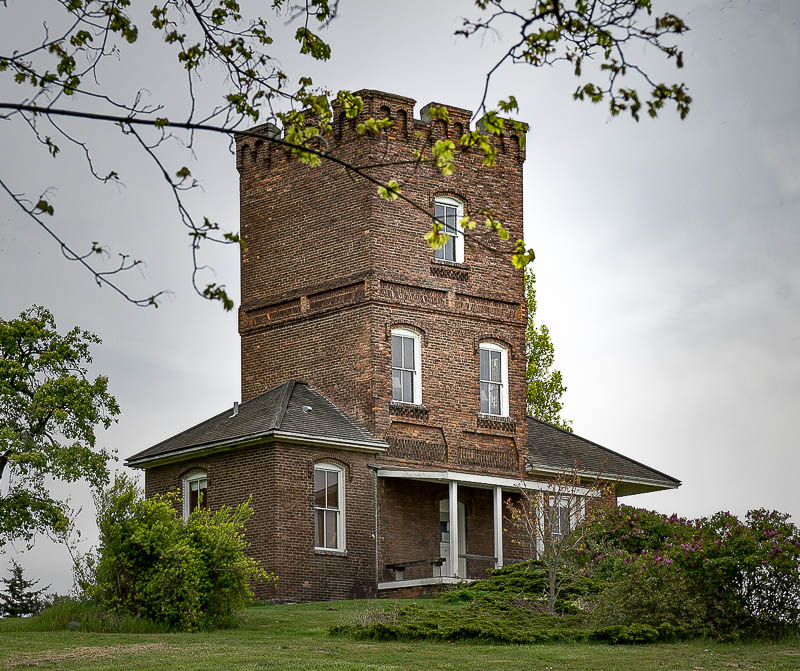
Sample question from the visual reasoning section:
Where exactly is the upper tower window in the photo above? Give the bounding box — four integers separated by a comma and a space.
479, 342, 508, 416
434, 197, 464, 264
391, 328, 422, 404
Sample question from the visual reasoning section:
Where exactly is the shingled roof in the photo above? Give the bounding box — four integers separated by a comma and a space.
526, 417, 680, 496
126, 380, 388, 467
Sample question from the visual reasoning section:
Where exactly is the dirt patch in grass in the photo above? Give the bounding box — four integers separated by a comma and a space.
7, 643, 169, 668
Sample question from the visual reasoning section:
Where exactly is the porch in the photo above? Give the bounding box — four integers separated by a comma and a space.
376, 469, 529, 591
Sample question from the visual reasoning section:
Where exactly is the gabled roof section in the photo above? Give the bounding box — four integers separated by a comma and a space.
525, 417, 680, 496
126, 381, 388, 467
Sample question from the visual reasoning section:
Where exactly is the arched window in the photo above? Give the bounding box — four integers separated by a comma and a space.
391, 328, 422, 405
433, 196, 464, 264
182, 470, 208, 520
479, 342, 509, 417
314, 462, 345, 551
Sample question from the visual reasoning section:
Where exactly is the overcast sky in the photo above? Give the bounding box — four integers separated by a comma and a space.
1, 0, 798, 593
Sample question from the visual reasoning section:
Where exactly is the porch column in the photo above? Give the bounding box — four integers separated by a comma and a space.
449, 480, 460, 577
493, 485, 504, 569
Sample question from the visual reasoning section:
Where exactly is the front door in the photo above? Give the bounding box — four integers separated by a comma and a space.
435, 499, 466, 577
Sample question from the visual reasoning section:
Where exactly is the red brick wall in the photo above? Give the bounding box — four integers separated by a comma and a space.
144, 442, 378, 601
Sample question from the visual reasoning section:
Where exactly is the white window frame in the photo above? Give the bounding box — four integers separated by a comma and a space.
479, 341, 509, 417
391, 328, 422, 405
433, 196, 464, 264
313, 462, 346, 552
182, 470, 208, 520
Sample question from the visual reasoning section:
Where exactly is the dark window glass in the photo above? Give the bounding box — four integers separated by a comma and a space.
392, 369, 403, 401
315, 508, 325, 547
314, 470, 326, 507
326, 471, 339, 510
391, 335, 402, 368
403, 337, 414, 369
490, 350, 501, 382
325, 510, 338, 548
401, 371, 413, 402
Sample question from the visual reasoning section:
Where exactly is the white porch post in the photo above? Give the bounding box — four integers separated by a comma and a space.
493, 485, 504, 569
449, 480, 460, 577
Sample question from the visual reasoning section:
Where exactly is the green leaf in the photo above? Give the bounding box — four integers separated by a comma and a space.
34, 200, 54, 216
295, 27, 331, 60
377, 179, 400, 201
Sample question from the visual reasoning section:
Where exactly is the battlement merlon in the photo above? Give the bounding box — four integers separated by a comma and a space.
235, 89, 527, 169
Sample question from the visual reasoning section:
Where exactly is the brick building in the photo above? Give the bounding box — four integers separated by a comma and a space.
126, 90, 679, 601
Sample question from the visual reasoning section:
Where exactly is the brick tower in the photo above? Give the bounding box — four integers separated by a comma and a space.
236, 89, 529, 477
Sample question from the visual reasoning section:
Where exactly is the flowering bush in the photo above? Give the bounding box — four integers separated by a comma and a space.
589, 505, 800, 639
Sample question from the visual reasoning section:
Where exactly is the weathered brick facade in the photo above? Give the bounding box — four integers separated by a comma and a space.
140, 90, 620, 601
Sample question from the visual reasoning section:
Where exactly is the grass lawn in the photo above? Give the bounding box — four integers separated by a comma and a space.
1, 600, 799, 671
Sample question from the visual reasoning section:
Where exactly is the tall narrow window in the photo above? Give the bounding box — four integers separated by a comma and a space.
479, 342, 508, 416
433, 197, 464, 264
391, 328, 421, 404
182, 470, 208, 520
549, 496, 583, 538
549, 499, 571, 537
314, 463, 345, 551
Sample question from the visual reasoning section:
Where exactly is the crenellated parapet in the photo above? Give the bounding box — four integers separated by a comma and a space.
235, 88, 526, 173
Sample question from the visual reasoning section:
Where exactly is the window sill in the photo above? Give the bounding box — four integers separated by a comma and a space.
430, 259, 469, 281
389, 402, 430, 420
314, 548, 347, 557
477, 414, 516, 432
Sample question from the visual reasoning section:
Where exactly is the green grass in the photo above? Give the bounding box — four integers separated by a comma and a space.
1, 598, 170, 634
1, 600, 799, 670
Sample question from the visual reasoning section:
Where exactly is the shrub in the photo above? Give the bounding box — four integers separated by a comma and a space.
443, 560, 600, 614
331, 601, 684, 645
590, 555, 706, 633
88, 475, 273, 631
589, 506, 800, 639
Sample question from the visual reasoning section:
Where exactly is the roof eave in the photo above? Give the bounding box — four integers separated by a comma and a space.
126, 430, 388, 468
525, 463, 681, 497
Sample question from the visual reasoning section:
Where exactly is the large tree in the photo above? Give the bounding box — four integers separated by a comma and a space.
0, 305, 119, 549
0, 1, 691, 308
525, 269, 571, 431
